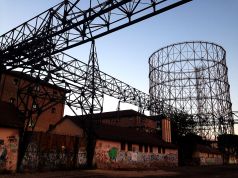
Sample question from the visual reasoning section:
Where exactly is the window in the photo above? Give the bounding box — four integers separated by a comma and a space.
48, 124, 54, 130
0, 139, 4, 145
9, 97, 15, 103
144, 145, 148, 153
149, 146, 153, 153
128, 143, 132, 151
139, 144, 143, 152
98, 142, 102, 148
121, 142, 125, 151
53, 90, 58, 95
32, 103, 37, 109
35, 85, 40, 91
132, 146, 138, 152
158, 147, 162, 154
51, 107, 56, 113
13, 78, 19, 85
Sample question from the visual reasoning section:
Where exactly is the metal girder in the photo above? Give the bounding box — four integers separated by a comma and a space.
10, 50, 177, 116
0, 0, 190, 119
0, 0, 191, 61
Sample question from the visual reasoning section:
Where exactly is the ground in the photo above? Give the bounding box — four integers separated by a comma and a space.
1, 165, 238, 178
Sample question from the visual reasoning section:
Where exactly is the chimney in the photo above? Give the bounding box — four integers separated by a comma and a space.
161, 117, 171, 143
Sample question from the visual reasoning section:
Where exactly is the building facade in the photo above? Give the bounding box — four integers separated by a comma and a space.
48, 111, 178, 170
0, 71, 65, 132
192, 144, 223, 165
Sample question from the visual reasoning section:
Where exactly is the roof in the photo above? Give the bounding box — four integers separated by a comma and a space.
94, 125, 177, 149
64, 109, 155, 121
52, 113, 176, 149
0, 101, 25, 128
196, 144, 221, 154
4, 70, 67, 92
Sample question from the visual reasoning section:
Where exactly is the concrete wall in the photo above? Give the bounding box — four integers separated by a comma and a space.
0, 127, 20, 172
93, 139, 178, 170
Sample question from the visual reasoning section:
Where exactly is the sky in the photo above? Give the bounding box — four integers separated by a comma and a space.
0, 0, 238, 131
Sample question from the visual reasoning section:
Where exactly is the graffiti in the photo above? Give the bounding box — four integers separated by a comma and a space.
131, 152, 137, 161
0, 135, 20, 172
116, 151, 126, 162
199, 157, 223, 165
21, 142, 39, 170
164, 154, 178, 163
95, 150, 109, 163
108, 147, 117, 161
0, 143, 7, 165
95, 147, 178, 169
8, 136, 18, 152
78, 150, 87, 165
22, 145, 77, 171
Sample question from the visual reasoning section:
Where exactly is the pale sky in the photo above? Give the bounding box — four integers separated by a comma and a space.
0, 0, 238, 132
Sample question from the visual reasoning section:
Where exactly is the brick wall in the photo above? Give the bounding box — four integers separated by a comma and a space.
0, 73, 65, 132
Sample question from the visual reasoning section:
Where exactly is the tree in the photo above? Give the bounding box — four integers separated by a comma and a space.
170, 112, 196, 143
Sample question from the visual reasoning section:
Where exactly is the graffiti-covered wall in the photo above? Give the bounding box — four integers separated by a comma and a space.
0, 128, 20, 172
20, 132, 87, 171
193, 152, 223, 165
93, 140, 178, 170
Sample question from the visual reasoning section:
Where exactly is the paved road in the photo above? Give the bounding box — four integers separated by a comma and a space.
1, 165, 238, 178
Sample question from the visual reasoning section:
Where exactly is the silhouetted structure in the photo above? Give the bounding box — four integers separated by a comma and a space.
149, 41, 234, 138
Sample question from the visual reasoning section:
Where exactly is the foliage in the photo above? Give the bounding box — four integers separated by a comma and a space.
218, 134, 238, 156
170, 112, 196, 143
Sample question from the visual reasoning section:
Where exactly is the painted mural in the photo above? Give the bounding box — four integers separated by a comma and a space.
0, 135, 19, 172
77, 149, 87, 166
0, 139, 7, 169
94, 147, 178, 169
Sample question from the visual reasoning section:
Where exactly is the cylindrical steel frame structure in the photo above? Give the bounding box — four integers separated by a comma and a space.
149, 41, 234, 138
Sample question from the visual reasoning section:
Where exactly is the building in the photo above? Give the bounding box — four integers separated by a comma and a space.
0, 101, 24, 172
192, 144, 223, 165
0, 71, 66, 132
48, 110, 178, 170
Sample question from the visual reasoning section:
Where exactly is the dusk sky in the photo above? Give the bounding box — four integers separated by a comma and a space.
0, 0, 238, 132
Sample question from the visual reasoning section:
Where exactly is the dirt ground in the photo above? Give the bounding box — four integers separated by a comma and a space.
1, 165, 238, 178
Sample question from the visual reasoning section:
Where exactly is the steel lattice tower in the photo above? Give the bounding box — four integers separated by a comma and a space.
149, 41, 234, 138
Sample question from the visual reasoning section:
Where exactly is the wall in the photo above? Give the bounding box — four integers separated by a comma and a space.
20, 132, 87, 171
94, 139, 178, 170
193, 151, 223, 165
0, 127, 20, 172
0, 73, 65, 132
228, 155, 238, 164
50, 119, 84, 137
